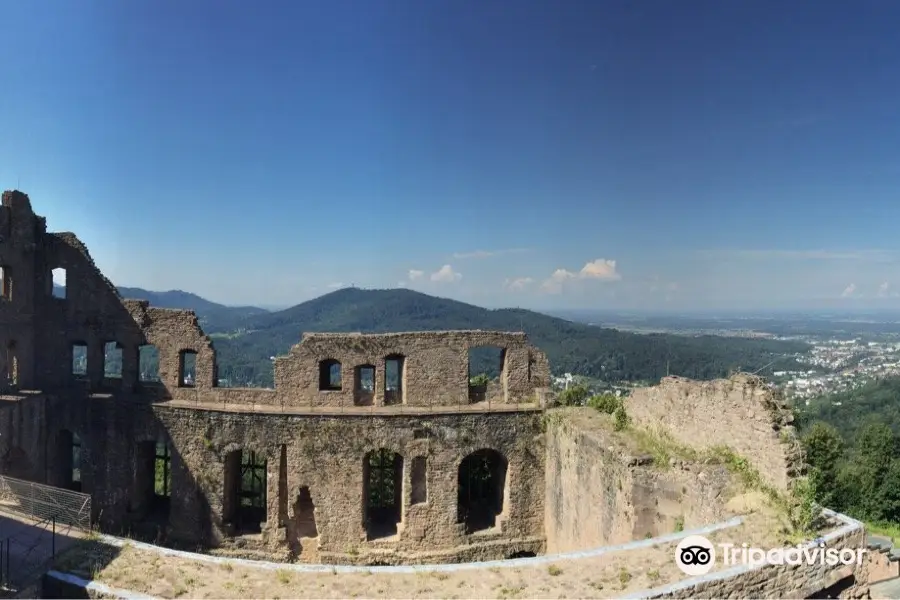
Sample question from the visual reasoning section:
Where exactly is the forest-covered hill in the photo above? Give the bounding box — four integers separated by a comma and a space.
797, 377, 900, 530
194, 287, 810, 387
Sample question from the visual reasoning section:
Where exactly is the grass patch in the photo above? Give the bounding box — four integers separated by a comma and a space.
547, 564, 563, 576
276, 569, 292, 584
866, 521, 900, 544
619, 423, 823, 542
626, 426, 701, 466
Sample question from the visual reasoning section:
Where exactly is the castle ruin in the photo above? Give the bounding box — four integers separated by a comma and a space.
0, 190, 875, 597
0, 190, 553, 563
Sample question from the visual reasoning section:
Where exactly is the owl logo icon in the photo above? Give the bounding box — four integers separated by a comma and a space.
675, 535, 716, 576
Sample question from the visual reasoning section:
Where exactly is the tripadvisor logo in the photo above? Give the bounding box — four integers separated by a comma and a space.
675, 535, 867, 577
675, 535, 716, 576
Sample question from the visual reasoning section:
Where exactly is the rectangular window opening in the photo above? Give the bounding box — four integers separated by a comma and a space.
51, 267, 67, 299
72, 343, 88, 377
0, 266, 11, 300
103, 342, 123, 379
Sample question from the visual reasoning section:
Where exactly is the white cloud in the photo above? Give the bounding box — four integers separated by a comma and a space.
408, 269, 425, 281
875, 281, 899, 298
326, 282, 344, 289
540, 258, 621, 293
504, 277, 534, 291
430, 264, 462, 283
540, 269, 577, 294
840, 283, 857, 298
579, 259, 621, 281
452, 248, 529, 260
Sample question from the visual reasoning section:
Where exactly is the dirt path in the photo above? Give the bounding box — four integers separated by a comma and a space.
53, 511, 791, 599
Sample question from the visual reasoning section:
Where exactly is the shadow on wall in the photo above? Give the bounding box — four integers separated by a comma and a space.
0, 512, 121, 595
39, 395, 218, 548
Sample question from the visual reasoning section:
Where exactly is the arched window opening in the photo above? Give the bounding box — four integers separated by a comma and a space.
354, 364, 375, 405
458, 449, 507, 534
363, 449, 402, 540
467, 346, 507, 403
318, 359, 342, 391
384, 354, 405, 405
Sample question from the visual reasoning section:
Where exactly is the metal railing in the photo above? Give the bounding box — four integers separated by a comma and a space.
0, 514, 67, 594
0, 475, 91, 531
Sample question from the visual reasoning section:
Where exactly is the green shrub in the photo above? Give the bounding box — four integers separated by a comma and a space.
557, 384, 590, 406
613, 405, 629, 431
469, 373, 491, 386
587, 393, 621, 414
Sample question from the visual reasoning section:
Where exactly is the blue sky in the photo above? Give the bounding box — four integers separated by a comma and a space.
2, 0, 900, 311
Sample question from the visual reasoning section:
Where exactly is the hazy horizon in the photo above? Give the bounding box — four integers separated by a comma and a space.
108, 283, 900, 321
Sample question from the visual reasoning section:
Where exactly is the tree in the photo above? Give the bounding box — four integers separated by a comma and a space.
557, 384, 589, 406
852, 422, 897, 520
801, 422, 844, 510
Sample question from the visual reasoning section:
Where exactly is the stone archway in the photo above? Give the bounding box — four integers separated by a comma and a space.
458, 448, 508, 533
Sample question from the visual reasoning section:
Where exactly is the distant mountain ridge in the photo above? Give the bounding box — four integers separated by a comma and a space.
206, 287, 811, 387
60, 283, 810, 388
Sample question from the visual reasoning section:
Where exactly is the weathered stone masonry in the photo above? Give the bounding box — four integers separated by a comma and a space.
627, 374, 804, 493
0, 190, 551, 564
0, 190, 874, 596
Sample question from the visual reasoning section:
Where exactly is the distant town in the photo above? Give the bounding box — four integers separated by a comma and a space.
551, 332, 900, 407
773, 337, 900, 404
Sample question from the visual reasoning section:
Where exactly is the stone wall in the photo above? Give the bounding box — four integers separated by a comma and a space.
626, 374, 803, 492
274, 332, 549, 407
0, 395, 47, 481
0, 191, 551, 563
22, 393, 546, 564
637, 511, 869, 599
543, 409, 732, 554
0, 191, 551, 412
862, 542, 899, 585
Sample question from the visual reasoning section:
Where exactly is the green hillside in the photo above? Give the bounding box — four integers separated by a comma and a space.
208, 287, 811, 387
797, 377, 900, 529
